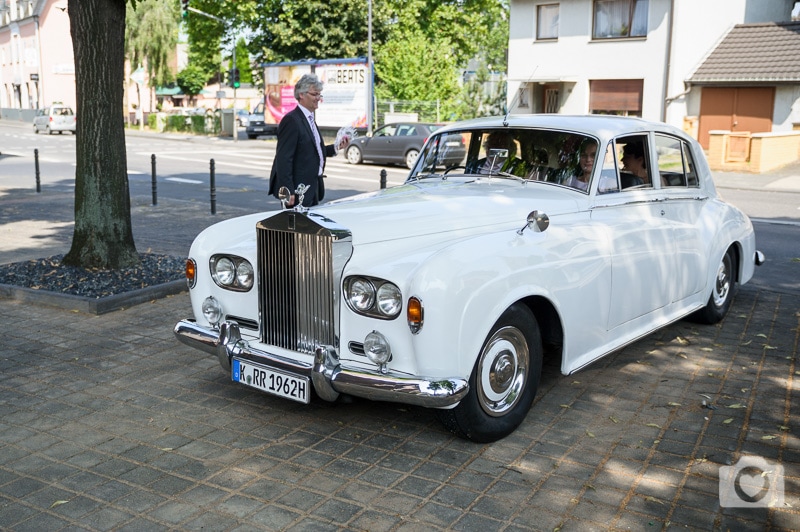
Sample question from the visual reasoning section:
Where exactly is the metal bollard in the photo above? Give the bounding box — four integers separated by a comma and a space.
210, 158, 217, 214
380, 169, 387, 189
151, 154, 157, 206
34, 148, 41, 193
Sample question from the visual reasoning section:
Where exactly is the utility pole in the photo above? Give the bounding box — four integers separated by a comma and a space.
368, 0, 373, 133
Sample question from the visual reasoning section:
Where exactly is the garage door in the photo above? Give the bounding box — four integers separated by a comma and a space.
697, 87, 774, 149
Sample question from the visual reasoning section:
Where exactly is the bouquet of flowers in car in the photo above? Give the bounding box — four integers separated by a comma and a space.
335, 126, 358, 152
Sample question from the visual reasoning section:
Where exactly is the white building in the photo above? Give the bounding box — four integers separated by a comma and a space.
508, 0, 800, 149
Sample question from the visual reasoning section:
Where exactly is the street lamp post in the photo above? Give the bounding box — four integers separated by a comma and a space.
187, 6, 238, 141
368, 0, 373, 133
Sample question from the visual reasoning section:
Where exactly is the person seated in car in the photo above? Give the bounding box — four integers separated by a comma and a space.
563, 140, 598, 191
620, 142, 648, 188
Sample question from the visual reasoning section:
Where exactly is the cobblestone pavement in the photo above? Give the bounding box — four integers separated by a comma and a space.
0, 160, 798, 530
0, 281, 797, 530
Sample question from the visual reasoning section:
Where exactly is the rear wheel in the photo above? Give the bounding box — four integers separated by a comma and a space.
436, 304, 542, 443
346, 145, 362, 164
405, 149, 420, 169
691, 248, 736, 324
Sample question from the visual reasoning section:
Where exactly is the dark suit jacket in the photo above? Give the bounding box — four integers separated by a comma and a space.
268, 106, 336, 206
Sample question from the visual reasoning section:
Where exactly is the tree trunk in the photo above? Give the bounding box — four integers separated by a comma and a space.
64, 0, 140, 269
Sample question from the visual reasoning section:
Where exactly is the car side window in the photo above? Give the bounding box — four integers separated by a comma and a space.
655, 134, 698, 188
375, 125, 395, 137
617, 134, 652, 189
597, 142, 620, 194
682, 142, 700, 187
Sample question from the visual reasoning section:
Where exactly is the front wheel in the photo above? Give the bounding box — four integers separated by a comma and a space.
436, 304, 542, 443
691, 248, 736, 324
346, 145, 362, 164
405, 149, 419, 169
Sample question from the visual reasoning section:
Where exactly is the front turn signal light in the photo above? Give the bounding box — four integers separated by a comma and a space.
407, 296, 423, 334
186, 258, 197, 288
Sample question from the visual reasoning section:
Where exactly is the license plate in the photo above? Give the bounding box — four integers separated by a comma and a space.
253, 127, 264, 132
232, 358, 309, 404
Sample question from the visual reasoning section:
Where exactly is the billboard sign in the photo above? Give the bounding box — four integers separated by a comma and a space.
261, 58, 371, 129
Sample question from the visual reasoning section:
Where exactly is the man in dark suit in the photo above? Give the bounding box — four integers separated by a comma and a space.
268, 73, 344, 207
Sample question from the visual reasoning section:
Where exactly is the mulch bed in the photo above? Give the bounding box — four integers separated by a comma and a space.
0, 253, 185, 299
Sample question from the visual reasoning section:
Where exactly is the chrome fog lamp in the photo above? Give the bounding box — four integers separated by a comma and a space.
213, 257, 235, 286
376, 283, 402, 318
347, 277, 376, 312
202, 296, 223, 327
364, 330, 392, 371
236, 260, 254, 290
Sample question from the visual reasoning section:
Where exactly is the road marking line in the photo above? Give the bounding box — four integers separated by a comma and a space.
166, 177, 203, 184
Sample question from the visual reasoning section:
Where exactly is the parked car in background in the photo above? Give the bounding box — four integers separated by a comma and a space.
174, 114, 762, 442
236, 109, 249, 127
246, 100, 278, 139
33, 104, 76, 135
345, 122, 464, 169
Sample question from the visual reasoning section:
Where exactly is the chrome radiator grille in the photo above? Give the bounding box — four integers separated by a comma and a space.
257, 213, 337, 354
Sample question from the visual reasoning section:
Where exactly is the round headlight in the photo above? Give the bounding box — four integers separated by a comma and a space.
364, 330, 392, 366
214, 257, 235, 286
236, 260, 254, 290
202, 296, 223, 326
376, 283, 402, 318
347, 278, 376, 312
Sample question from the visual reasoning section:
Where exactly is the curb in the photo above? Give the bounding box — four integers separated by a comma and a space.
0, 278, 187, 315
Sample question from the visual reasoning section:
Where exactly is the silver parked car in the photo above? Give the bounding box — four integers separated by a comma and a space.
33, 104, 76, 135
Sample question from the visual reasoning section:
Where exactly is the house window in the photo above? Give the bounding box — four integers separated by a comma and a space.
537, 4, 559, 40
589, 79, 643, 116
593, 0, 648, 39
518, 87, 529, 109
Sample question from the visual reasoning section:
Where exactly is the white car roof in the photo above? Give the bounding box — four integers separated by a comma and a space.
435, 114, 688, 142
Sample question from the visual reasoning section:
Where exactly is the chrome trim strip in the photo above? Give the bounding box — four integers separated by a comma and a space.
174, 320, 469, 408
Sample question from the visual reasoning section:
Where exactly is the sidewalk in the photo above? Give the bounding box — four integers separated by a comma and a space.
0, 152, 798, 530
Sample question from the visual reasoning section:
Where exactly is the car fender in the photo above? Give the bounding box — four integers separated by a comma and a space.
394, 213, 612, 378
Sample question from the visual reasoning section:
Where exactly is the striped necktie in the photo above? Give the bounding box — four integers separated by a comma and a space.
308, 114, 324, 174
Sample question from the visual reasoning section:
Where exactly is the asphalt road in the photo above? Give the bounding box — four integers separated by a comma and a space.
1, 119, 798, 295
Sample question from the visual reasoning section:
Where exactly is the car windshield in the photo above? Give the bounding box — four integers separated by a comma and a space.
410, 128, 599, 192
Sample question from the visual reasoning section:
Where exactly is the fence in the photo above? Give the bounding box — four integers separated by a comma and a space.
375, 100, 443, 126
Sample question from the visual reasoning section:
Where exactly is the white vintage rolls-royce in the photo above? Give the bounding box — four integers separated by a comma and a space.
174, 115, 763, 442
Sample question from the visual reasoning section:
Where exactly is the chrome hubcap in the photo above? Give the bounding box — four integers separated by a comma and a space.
477, 326, 528, 416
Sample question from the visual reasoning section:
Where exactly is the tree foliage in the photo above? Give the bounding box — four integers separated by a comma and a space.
183, 0, 509, 120
177, 64, 209, 99
65, 0, 139, 269
125, 0, 180, 87
373, 30, 460, 119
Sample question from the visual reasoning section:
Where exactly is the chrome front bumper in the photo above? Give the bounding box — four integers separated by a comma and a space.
174, 319, 469, 408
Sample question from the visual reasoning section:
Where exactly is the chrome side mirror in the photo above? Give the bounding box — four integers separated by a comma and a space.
517, 210, 549, 235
